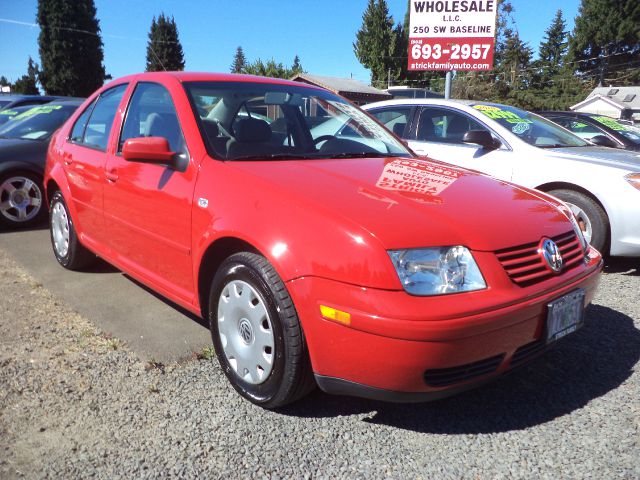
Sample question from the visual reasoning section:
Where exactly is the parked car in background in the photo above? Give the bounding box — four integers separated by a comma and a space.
0, 94, 58, 111
46, 72, 601, 408
538, 111, 640, 152
364, 99, 640, 257
0, 100, 83, 228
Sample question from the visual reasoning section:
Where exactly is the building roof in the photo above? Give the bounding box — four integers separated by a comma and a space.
573, 86, 640, 111
291, 73, 391, 98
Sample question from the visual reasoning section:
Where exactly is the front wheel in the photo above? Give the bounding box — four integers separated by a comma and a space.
549, 189, 609, 254
209, 252, 315, 408
0, 171, 46, 228
49, 191, 95, 270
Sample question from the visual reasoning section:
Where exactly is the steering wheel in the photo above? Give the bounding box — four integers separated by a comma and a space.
313, 135, 335, 145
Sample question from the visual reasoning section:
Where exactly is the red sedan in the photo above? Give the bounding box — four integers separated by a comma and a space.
45, 73, 602, 408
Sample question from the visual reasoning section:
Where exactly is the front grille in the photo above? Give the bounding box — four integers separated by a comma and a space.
509, 339, 547, 369
424, 353, 505, 387
496, 231, 584, 287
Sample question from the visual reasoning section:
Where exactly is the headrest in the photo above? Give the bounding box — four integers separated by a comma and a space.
201, 119, 220, 138
234, 117, 272, 143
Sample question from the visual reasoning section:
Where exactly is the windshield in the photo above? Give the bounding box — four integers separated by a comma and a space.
591, 115, 640, 145
473, 104, 589, 148
184, 81, 411, 161
0, 104, 78, 140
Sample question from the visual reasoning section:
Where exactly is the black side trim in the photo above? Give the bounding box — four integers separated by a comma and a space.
314, 374, 497, 403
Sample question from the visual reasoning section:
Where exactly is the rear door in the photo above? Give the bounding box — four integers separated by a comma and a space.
103, 81, 195, 303
64, 84, 128, 244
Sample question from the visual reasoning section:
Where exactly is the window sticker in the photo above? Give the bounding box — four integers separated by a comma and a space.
13, 105, 62, 120
511, 122, 531, 135
473, 105, 533, 124
0, 109, 18, 116
593, 117, 632, 132
571, 122, 589, 129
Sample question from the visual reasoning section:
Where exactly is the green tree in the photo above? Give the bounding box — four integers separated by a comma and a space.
353, 0, 398, 87
291, 55, 303, 76
242, 58, 289, 79
570, 0, 640, 85
0, 76, 9, 87
146, 13, 185, 72
12, 57, 40, 95
538, 10, 569, 76
37, 0, 106, 96
230, 46, 246, 74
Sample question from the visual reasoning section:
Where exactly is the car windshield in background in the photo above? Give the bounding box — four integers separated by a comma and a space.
472, 104, 589, 148
591, 115, 640, 145
0, 105, 34, 126
0, 104, 78, 141
184, 81, 411, 161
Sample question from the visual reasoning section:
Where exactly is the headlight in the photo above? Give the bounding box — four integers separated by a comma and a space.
388, 246, 486, 296
625, 173, 640, 190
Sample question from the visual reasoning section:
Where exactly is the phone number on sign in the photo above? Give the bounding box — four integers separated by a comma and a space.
411, 42, 491, 60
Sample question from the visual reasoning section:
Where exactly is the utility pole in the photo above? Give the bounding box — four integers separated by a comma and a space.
445, 71, 453, 99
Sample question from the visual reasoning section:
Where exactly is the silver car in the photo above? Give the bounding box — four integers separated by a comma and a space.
364, 99, 640, 257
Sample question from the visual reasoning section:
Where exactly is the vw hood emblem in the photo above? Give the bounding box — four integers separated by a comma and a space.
541, 239, 563, 272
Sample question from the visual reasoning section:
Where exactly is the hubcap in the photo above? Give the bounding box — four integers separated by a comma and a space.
565, 202, 593, 244
217, 280, 275, 385
51, 201, 70, 258
0, 176, 42, 223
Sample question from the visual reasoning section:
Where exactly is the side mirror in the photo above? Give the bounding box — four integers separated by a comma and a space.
122, 137, 176, 166
589, 135, 618, 148
462, 130, 501, 150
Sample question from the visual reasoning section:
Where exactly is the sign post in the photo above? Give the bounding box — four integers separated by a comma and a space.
408, 0, 499, 95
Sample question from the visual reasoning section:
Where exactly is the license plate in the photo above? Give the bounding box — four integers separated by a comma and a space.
546, 289, 586, 343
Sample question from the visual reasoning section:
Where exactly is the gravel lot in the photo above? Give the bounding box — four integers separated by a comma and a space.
0, 248, 638, 479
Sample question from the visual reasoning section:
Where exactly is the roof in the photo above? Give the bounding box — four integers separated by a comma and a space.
573, 86, 640, 111
291, 73, 391, 97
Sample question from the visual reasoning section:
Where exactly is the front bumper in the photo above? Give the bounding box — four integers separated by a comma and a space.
287, 249, 603, 401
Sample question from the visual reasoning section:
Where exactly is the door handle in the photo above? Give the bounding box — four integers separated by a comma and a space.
106, 171, 119, 182
63, 152, 73, 165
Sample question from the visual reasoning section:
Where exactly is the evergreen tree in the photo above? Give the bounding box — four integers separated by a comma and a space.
37, 0, 106, 96
353, 0, 398, 87
0, 76, 10, 87
230, 46, 246, 74
146, 14, 185, 72
12, 57, 40, 95
291, 55, 303, 75
570, 0, 640, 85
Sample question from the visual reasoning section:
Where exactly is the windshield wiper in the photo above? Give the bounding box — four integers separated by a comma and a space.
229, 153, 320, 161
538, 144, 584, 149
321, 152, 392, 159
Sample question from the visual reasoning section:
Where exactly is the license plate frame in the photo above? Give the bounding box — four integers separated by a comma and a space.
546, 289, 586, 343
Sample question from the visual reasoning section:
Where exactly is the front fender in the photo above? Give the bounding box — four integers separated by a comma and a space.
0, 160, 43, 178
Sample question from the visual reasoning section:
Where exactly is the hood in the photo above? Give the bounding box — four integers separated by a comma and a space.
229, 157, 572, 252
546, 146, 640, 171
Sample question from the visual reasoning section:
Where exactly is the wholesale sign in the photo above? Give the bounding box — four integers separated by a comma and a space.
408, 0, 498, 71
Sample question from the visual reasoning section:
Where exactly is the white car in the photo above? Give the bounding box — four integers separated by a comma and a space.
364, 99, 640, 257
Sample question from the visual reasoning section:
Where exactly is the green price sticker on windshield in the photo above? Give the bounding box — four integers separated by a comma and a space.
473, 105, 533, 124
593, 116, 630, 132
14, 105, 62, 120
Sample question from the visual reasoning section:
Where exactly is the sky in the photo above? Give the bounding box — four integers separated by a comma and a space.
0, 0, 581, 87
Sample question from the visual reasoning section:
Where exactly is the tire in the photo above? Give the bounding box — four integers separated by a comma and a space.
49, 191, 95, 270
549, 189, 609, 254
0, 171, 47, 229
208, 252, 315, 408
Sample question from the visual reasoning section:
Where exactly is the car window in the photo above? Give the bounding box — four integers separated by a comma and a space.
70, 99, 97, 142
119, 82, 187, 154
73, 84, 127, 150
369, 107, 412, 137
417, 107, 488, 145
0, 104, 79, 141
591, 116, 640, 145
473, 104, 588, 148
549, 116, 603, 140
185, 81, 411, 161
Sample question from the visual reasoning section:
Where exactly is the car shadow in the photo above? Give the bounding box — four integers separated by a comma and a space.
0, 221, 49, 234
279, 304, 640, 434
604, 256, 639, 276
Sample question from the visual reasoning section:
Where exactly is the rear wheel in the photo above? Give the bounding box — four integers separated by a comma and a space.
0, 171, 46, 228
49, 191, 95, 270
209, 252, 315, 408
549, 189, 608, 253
